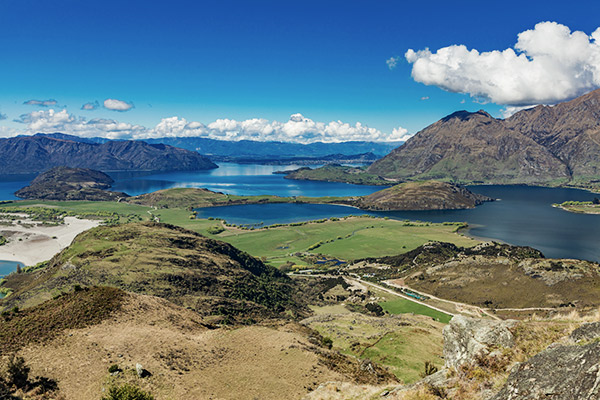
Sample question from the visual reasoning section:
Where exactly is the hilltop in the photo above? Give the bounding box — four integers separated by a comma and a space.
0, 285, 395, 399
0, 134, 217, 174
0, 222, 303, 323
354, 181, 492, 211
14, 166, 129, 201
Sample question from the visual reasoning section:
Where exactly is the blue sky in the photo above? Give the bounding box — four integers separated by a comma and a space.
1, 0, 599, 142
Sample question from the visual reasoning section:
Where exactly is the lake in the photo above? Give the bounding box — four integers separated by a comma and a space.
196, 185, 600, 262
0, 260, 23, 293
1, 164, 600, 262
0, 163, 381, 200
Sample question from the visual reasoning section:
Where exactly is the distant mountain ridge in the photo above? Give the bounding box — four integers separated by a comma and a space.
0, 134, 217, 174
32, 133, 401, 159
368, 89, 600, 186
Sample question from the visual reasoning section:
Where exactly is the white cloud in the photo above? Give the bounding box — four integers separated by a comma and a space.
420, 96, 429, 101
23, 99, 58, 107
7, 109, 409, 143
14, 109, 143, 139
405, 22, 600, 106
81, 101, 99, 111
103, 98, 134, 112
386, 56, 399, 70
499, 105, 537, 118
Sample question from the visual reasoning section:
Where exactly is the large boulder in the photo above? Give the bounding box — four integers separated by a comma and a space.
492, 342, 600, 400
443, 315, 517, 369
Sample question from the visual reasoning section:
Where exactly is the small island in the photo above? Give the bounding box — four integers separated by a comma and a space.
279, 164, 393, 185
127, 180, 491, 211
15, 166, 129, 201
555, 198, 600, 214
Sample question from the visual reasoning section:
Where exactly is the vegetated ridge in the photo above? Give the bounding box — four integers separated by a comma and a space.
281, 164, 391, 185
368, 89, 600, 188
0, 222, 304, 323
14, 166, 129, 201
355, 241, 600, 311
0, 133, 217, 174
354, 180, 493, 210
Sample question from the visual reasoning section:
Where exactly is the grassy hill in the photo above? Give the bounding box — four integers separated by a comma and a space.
0, 222, 303, 323
355, 180, 492, 211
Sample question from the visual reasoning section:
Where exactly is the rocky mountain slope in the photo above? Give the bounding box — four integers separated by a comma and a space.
0, 134, 217, 174
354, 181, 492, 210
368, 89, 600, 186
14, 166, 129, 201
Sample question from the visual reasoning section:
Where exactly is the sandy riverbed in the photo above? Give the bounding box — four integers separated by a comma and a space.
0, 217, 101, 266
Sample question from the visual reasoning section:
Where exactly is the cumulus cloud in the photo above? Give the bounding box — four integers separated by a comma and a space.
23, 99, 58, 107
14, 109, 143, 139
386, 56, 400, 70
405, 22, 600, 106
7, 109, 409, 143
81, 101, 99, 111
103, 98, 134, 112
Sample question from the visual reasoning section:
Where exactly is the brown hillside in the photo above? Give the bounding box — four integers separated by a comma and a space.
356, 181, 492, 210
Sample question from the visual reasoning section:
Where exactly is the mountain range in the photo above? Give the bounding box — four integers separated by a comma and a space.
369, 89, 600, 186
0, 134, 217, 174
31, 133, 401, 159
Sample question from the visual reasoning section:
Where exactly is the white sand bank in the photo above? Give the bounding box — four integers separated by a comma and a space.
0, 217, 100, 266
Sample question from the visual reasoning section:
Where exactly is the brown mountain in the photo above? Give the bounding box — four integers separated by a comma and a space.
0, 134, 217, 174
506, 89, 600, 181
369, 89, 600, 185
368, 110, 569, 184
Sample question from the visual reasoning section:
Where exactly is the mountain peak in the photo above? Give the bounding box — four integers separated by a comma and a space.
441, 110, 493, 122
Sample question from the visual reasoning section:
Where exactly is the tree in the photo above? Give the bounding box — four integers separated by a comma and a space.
593, 197, 600, 205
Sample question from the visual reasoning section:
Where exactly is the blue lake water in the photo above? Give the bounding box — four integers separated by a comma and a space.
0, 260, 23, 278
108, 163, 382, 197
197, 185, 600, 262
1, 164, 600, 261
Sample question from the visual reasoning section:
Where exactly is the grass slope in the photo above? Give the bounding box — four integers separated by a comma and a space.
1, 222, 303, 323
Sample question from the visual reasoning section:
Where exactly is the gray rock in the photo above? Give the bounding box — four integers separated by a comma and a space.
570, 322, 600, 343
443, 315, 517, 369
135, 363, 149, 378
492, 342, 600, 400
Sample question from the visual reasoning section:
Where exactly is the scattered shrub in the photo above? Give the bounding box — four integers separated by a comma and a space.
5, 355, 30, 389
102, 383, 154, 400
206, 225, 225, 235
321, 336, 333, 349
107, 364, 121, 373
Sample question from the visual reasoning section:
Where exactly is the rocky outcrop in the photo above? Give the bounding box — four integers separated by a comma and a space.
493, 343, 600, 399
443, 315, 517, 369
491, 322, 600, 400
